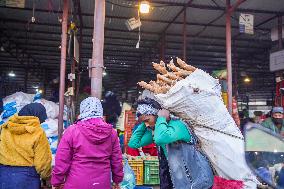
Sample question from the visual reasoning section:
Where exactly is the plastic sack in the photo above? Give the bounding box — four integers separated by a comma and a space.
48, 136, 58, 154
1, 102, 17, 119
36, 99, 59, 119
120, 159, 136, 189
155, 69, 257, 189
33, 92, 42, 102
213, 176, 243, 189
3, 92, 34, 112
41, 119, 58, 137
49, 135, 58, 166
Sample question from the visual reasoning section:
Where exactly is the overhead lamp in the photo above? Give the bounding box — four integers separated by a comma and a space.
139, 1, 150, 14
244, 77, 251, 83
36, 89, 43, 93
103, 70, 107, 77
8, 71, 15, 77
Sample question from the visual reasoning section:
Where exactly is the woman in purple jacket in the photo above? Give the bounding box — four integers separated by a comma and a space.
51, 97, 123, 189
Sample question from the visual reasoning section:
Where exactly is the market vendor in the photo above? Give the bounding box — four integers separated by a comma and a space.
261, 107, 284, 137
128, 97, 214, 189
0, 103, 52, 189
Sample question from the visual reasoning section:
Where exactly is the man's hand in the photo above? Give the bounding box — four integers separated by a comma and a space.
158, 109, 170, 120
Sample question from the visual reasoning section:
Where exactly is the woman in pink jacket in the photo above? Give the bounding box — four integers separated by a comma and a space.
51, 97, 123, 189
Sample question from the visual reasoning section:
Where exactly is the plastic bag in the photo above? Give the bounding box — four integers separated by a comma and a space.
3, 92, 34, 112
41, 119, 58, 137
37, 99, 59, 119
48, 136, 58, 154
120, 159, 136, 189
155, 69, 257, 189
1, 102, 17, 119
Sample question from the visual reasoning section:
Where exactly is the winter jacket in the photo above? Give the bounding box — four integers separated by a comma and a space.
0, 115, 52, 179
51, 118, 123, 189
261, 117, 284, 135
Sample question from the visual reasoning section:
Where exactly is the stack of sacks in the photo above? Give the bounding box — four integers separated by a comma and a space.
0, 91, 61, 165
0, 92, 34, 125
41, 119, 58, 166
34, 92, 59, 165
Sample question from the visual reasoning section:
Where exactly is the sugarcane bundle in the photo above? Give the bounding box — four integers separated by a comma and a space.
137, 58, 258, 189
138, 58, 195, 94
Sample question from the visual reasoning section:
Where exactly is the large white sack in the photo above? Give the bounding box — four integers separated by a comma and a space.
41, 118, 58, 137
155, 69, 257, 189
36, 99, 59, 119
3, 92, 34, 111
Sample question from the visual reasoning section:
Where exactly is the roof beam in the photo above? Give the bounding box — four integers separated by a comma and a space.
131, 1, 284, 15
0, 25, 271, 43
0, 6, 271, 31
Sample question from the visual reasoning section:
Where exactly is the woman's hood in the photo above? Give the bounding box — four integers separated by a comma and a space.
2, 115, 41, 135
76, 118, 113, 144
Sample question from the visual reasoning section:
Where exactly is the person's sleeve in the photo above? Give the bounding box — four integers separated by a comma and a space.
51, 128, 73, 186
154, 117, 191, 146
34, 130, 52, 180
261, 120, 269, 128
111, 130, 124, 184
128, 123, 153, 149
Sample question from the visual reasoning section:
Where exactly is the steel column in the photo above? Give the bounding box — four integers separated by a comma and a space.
183, 7, 187, 61
58, 0, 69, 141
278, 16, 283, 49
226, 0, 233, 114
91, 0, 105, 99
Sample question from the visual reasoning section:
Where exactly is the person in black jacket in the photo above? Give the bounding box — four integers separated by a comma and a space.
102, 91, 122, 128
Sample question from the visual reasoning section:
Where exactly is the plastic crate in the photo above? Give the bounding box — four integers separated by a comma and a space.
124, 111, 136, 153
128, 159, 144, 185
143, 160, 160, 185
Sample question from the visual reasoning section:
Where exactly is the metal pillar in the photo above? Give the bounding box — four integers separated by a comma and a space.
58, 0, 69, 141
183, 7, 187, 61
226, 0, 233, 115
91, 0, 105, 99
233, 43, 238, 98
278, 16, 283, 49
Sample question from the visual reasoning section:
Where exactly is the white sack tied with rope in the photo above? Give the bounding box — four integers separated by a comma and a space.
154, 69, 257, 188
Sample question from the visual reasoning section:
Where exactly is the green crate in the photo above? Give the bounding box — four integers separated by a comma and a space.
143, 160, 160, 185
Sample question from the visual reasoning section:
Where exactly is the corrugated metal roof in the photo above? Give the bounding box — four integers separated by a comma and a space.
0, 0, 281, 100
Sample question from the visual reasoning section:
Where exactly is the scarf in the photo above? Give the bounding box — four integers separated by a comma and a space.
136, 104, 159, 118
78, 97, 103, 121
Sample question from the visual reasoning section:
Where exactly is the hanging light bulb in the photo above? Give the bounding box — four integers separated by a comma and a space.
244, 77, 251, 83
103, 70, 107, 77
8, 71, 15, 77
139, 1, 150, 14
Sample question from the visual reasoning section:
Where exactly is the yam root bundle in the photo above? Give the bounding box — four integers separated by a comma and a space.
138, 58, 196, 94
